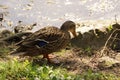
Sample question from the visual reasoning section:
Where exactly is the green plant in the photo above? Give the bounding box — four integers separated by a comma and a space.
0, 59, 120, 80
74, 70, 120, 80
0, 59, 73, 80
85, 46, 92, 52
107, 25, 113, 32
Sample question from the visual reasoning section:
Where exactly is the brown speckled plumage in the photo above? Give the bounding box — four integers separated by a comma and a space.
10, 20, 77, 62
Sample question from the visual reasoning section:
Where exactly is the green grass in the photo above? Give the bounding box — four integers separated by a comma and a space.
0, 59, 73, 80
0, 59, 120, 80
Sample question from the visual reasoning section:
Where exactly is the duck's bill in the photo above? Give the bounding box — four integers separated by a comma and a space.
69, 29, 77, 38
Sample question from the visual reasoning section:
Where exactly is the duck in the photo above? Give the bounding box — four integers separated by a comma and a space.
10, 20, 77, 62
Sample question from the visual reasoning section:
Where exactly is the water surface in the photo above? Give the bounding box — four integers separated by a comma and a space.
0, 0, 120, 31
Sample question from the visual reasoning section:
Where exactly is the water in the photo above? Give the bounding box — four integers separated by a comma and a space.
0, 0, 120, 31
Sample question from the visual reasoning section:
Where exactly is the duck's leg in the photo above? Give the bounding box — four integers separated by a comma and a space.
43, 54, 59, 63
43, 54, 51, 62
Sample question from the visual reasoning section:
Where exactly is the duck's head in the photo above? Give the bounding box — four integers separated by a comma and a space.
60, 20, 77, 38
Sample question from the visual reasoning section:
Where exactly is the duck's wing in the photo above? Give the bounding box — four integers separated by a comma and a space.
17, 26, 65, 47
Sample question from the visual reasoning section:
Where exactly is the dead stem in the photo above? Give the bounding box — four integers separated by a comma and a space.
101, 29, 120, 56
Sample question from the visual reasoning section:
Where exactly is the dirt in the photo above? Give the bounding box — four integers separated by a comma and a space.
60, 49, 120, 74
30, 46, 120, 77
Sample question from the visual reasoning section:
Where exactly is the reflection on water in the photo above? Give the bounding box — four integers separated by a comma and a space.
0, 0, 120, 31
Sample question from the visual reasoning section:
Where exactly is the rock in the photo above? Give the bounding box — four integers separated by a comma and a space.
14, 21, 37, 33
0, 29, 13, 38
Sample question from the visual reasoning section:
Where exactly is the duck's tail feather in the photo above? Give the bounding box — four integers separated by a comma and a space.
9, 50, 26, 56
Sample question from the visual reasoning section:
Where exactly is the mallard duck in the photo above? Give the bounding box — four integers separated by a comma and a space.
10, 20, 77, 62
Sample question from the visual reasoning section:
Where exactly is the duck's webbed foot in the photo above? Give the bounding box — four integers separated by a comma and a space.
43, 54, 60, 64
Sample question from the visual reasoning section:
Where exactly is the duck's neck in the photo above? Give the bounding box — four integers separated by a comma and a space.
60, 28, 70, 39
60, 27, 69, 34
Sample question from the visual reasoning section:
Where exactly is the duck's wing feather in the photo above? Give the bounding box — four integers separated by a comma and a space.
17, 26, 66, 47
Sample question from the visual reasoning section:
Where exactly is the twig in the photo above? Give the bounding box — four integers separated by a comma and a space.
110, 33, 118, 46
101, 29, 120, 55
